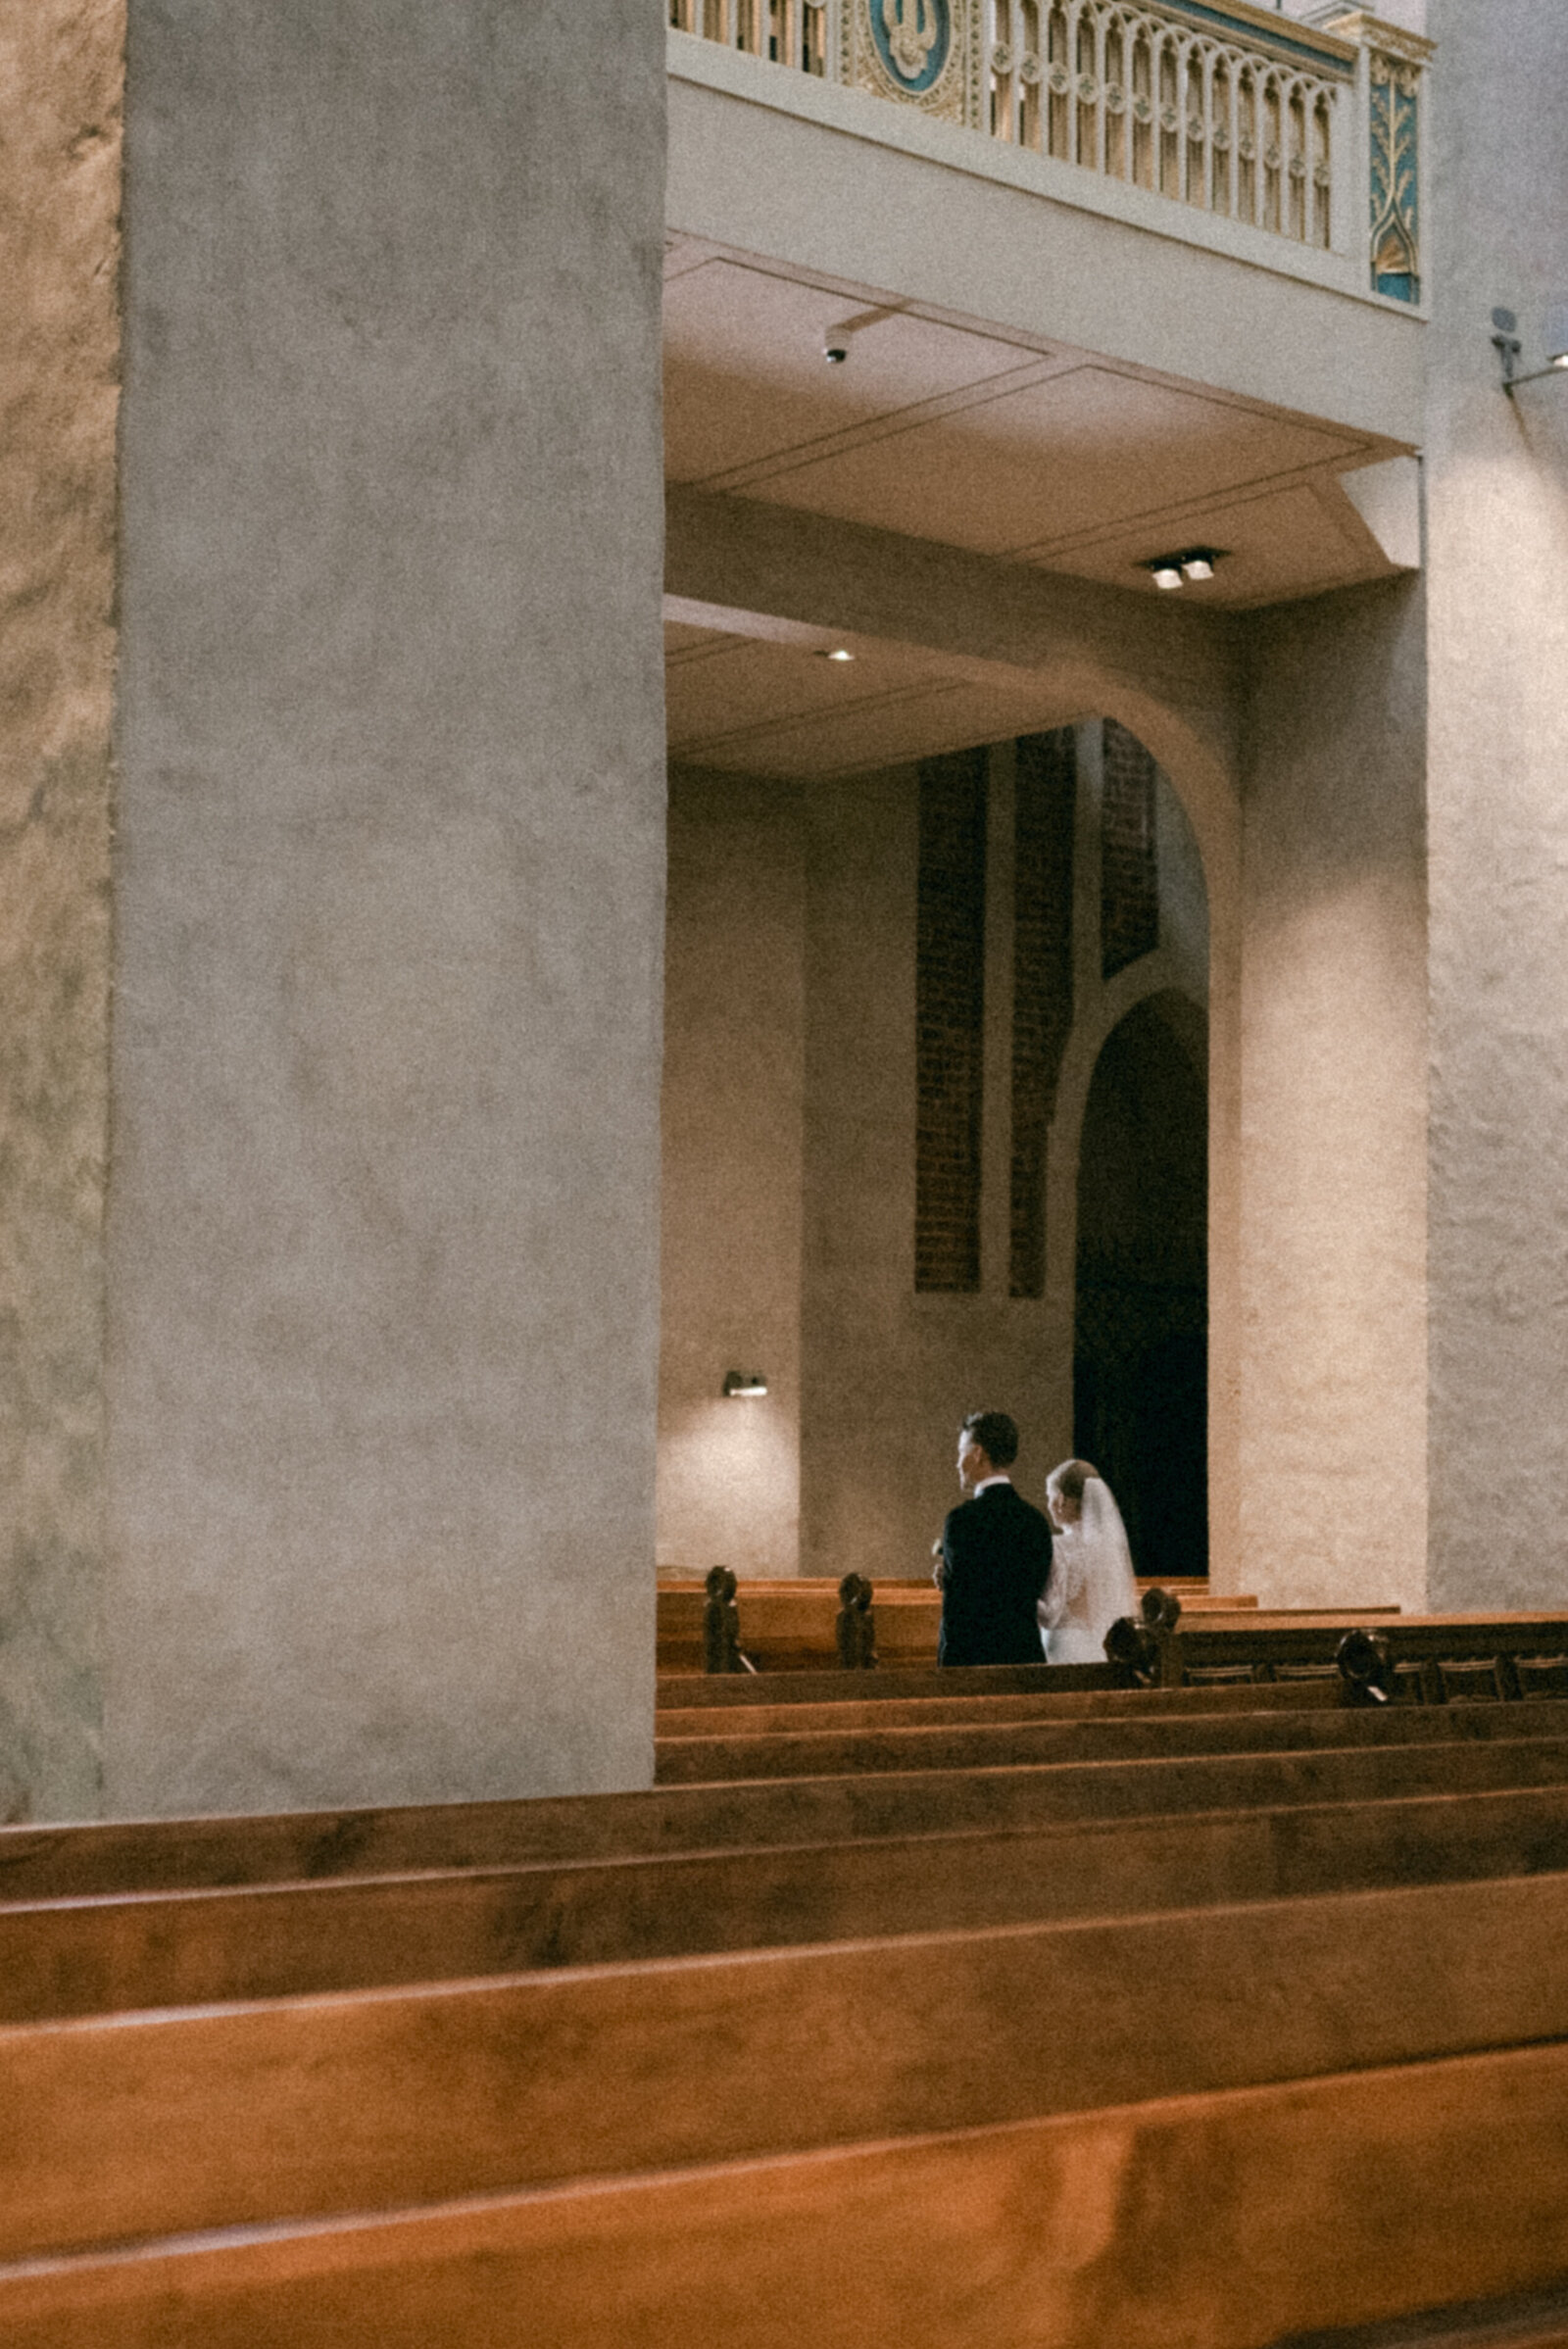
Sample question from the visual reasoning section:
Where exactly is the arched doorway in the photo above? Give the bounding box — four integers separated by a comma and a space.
1074, 991, 1207, 1580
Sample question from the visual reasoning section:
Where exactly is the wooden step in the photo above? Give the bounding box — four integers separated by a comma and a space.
2, 1778, 1567, 2022
1, 2039, 1565, 2346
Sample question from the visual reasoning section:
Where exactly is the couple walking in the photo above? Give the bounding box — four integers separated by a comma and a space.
933, 1410, 1138, 1668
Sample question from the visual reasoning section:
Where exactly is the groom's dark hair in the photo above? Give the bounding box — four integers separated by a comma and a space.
961, 1410, 1018, 1467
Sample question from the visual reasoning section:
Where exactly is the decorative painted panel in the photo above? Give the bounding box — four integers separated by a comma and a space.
1368, 46, 1419, 302
845, 0, 981, 125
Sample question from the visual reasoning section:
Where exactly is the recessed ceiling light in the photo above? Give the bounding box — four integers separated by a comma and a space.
1143, 547, 1224, 590
820, 647, 855, 661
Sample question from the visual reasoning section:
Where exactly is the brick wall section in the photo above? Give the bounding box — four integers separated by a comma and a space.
915, 749, 988, 1293
1009, 728, 1076, 1298
1101, 717, 1160, 979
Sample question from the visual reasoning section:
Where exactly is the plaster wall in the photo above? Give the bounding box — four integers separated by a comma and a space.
665, 489, 1246, 1582
105, 0, 667, 1816
1424, 0, 1568, 1608
0, 3, 122, 1820
792, 734, 1207, 1585
657, 767, 804, 1576
800, 760, 1071, 1575
1240, 580, 1429, 1611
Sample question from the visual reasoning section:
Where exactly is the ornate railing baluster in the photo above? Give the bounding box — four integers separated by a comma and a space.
673, 0, 1427, 282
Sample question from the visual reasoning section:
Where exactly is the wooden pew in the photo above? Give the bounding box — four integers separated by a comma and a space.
10, 1707, 1568, 1906
1, 1667, 1568, 2341
0, 1774, 1566, 2024
1121, 1605, 1568, 1701
1, 1868, 1568, 2261
6, 2040, 1564, 2349
4, 1872, 1568, 2336
656, 1574, 1269, 1674
653, 1691, 1568, 1785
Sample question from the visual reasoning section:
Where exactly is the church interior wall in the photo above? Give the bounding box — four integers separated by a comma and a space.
657, 764, 806, 1577
657, 724, 1215, 1589
1424, 0, 1568, 1612
798, 751, 1074, 1579
93, 0, 669, 1820
0, 0, 122, 1822
1239, 576, 1430, 1613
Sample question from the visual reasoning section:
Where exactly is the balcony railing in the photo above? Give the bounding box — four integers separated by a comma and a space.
665, 0, 1430, 304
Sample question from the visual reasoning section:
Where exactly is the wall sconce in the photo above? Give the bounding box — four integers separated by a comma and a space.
1493, 304, 1568, 396
722, 1371, 768, 1397
1143, 548, 1223, 591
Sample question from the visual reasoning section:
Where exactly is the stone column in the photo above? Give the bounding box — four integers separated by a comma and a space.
93, 0, 667, 1817
1239, 582, 1430, 1611
1424, 0, 1568, 1606
0, 2, 122, 1822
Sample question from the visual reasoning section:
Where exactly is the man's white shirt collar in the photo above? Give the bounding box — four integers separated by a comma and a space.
973, 1474, 1012, 1493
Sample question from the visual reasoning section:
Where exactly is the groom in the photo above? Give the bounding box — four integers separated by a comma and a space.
935, 1410, 1054, 1667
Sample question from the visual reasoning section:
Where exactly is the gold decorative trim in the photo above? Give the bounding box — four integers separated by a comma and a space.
1311, 10, 1435, 68
843, 0, 980, 127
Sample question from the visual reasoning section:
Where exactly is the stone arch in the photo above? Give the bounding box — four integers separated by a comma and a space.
1032, 675, 1239, 1585
1073, 987, 1208, 1580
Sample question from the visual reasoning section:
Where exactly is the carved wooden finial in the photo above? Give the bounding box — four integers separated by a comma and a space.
1336, 1628, 1394, 1705
836, 1572, 877, 1669
703, 1565, 744, 1675
1103, 1614, 1160, 1687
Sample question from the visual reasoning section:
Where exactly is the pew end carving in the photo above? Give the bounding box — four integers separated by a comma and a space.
1337, 1629, 1394, 1706
702, 1567, 755, 1675
1104, 1613, 1162, 1688
836, 1574, 878, 1669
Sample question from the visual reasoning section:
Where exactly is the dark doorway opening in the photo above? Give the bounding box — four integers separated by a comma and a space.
1074, 991, 1207, 1581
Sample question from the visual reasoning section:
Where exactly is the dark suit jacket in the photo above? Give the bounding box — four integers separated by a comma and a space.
938, 1481, 1054, 1667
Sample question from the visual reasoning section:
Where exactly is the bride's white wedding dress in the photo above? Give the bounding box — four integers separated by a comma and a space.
1039, 1479, 1140, 1663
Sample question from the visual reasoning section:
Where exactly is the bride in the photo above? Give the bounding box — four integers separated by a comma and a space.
1039, 1459, 1140, 1663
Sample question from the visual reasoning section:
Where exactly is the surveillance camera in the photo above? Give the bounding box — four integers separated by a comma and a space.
822, 337, 848, 365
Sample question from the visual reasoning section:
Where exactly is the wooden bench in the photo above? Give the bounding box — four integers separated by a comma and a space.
0, 1771, 1565, 2024
2, 1667, 1568, 2341
1117, 1602, 1568, 1703
657, 1573, 1270, 1674
652, 1691, 1568, 1784
3, 1877, 1568, 2339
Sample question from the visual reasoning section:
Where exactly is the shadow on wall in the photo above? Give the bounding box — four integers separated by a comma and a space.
1074, 990, 1207, 1580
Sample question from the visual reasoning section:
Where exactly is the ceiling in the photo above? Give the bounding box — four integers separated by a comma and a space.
663, 237, 1414, 778
664, 612, 1089, 781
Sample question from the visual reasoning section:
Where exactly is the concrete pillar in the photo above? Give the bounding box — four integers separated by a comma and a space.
0, 2, 122, 1822
1423, 2, 1568, 1606
90, 0, 667, 1817
1239, 581, 1429, 1611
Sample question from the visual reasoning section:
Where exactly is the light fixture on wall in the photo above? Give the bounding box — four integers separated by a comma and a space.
1493, 304, 1568, 395
1143, 548, 1223, 591
722, 1370, 768, 1397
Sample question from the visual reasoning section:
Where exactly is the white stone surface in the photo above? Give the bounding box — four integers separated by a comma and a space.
104, 0, 667, 1814
1425, 0, 1568, 1609
1240, 584, 1430, 1611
